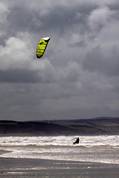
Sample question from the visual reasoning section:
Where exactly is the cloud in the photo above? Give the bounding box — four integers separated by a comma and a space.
0, 36, 31, 70
88, 7, 113, 32
0, 33, 82, 83
0, 2, 9, 24
83, 19, 119, 76
0, 0, 119, 119
0, 2, 9, 38
0, 33, 57, 83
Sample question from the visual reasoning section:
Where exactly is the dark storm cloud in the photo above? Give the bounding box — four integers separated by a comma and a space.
38, 5, 97, 35
0, 69, 40, 83
0, 0, 119, 120
6, 0, 97, 37
6, 0, 114, 43
83, 44, 119, 76
8, 6, 36, 35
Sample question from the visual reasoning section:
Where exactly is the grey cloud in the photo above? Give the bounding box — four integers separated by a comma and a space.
83, 45, 119, 76
0, 0, 119, 120
83, 18, 119, 76
88, 7, 113, 32
5, 0, 99, 38
0, 69, 41, 83
7, 5, 78, 36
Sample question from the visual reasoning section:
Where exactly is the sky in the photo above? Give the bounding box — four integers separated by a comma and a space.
0, 0, 119, 120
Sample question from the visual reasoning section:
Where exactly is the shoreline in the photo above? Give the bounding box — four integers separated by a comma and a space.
0, 157, 119, 168
0, 158, 119, 178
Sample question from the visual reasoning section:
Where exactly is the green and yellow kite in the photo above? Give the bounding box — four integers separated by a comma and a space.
36, 37, 50, 59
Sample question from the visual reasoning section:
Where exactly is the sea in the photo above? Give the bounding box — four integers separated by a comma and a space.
0, 135, 119, 178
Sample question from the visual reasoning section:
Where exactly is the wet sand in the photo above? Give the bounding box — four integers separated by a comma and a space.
0, 158, 119, 178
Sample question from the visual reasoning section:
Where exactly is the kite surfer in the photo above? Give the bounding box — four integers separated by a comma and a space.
73, 137, 80, 145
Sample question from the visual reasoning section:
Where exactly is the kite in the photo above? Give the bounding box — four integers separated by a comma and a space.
36, 37, 50, 58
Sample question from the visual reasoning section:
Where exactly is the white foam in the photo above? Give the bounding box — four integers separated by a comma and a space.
0, 135, 119, 146
0, 135, 119, 164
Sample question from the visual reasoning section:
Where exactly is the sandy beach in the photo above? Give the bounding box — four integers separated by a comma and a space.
0, 157, 119, 178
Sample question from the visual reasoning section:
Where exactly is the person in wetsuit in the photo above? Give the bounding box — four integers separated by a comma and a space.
73, 137, 80, 144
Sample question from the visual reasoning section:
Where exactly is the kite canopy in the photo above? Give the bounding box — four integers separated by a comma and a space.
36, 37, 50, 58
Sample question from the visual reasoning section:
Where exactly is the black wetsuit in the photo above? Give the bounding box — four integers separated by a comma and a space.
73, 137, 79, 144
